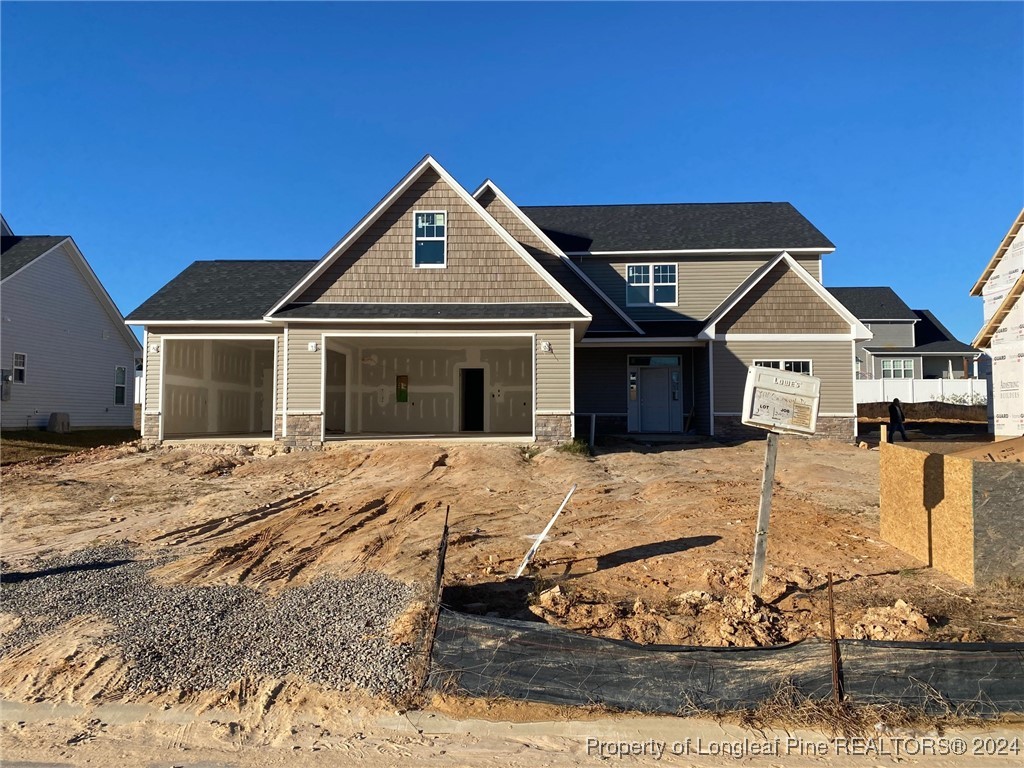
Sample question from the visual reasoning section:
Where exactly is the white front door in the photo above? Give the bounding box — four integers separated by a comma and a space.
639, 367, 671, 432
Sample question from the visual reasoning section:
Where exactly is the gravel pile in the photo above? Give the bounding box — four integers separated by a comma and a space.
0, 543, 417, 699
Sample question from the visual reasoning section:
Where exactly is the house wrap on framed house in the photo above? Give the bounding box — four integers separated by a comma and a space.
126, 156, 869, 447
972, 208, 1024, 439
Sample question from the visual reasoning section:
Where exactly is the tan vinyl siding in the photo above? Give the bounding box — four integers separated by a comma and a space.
717, 263, 849, 334
297, 169, 564, 304
536, 327, 572, 412
285, 326, 322, 411
576, 254, 823, 322
798, 255, 821, 282
714, 340, 855, 415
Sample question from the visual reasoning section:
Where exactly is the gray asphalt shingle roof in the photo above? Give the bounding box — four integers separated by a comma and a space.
125, 260, 317, 321
905, 309, 978, 354
827, 286, 919, 321
1, 235, 68, 281
520, 202, 834, 253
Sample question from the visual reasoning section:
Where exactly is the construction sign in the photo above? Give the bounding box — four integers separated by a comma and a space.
741, 365, 821, 435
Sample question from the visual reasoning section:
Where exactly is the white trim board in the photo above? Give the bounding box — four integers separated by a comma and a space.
128, 319, 278, 326
563, 248, 834, 256
265, 156, 592, 321
472, 179, 644, 335
699, 251, 871, 341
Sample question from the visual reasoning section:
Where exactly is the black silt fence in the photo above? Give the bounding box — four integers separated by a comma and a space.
428, 609, 1024, 716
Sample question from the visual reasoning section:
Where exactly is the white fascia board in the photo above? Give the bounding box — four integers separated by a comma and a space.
970, 207, 1024, 297
563, 247, 835, 256
276, 316, 588, 324
472, 179, 644, 335
713, 333, 860, 342
319, 330, 535, 338
128, 319, 278, 326
701, 251, 871, 341
267, 156, 592, 321
859, 318, 918, 323
61, 238, 143, 353
158, 333, 280, 340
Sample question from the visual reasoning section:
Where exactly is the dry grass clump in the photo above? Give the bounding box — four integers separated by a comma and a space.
732, 679, 987, 737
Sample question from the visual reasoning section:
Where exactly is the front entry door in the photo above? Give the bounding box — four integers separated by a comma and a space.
461, 368, 485, 431
639, 367, 671, 432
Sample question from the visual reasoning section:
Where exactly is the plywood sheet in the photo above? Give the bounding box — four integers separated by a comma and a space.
879, 443, 975, 584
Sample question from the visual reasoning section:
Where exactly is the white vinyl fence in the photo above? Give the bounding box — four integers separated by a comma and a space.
855, 378, 987, 405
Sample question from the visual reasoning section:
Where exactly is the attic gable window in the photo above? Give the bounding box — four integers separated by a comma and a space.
627, 263, 677, 306
414, 211, 447, 267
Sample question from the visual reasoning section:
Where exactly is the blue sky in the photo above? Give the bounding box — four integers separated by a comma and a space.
2, 1, 1021, 343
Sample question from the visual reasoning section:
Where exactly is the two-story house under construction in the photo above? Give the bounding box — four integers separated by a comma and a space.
126, 156, 869, 446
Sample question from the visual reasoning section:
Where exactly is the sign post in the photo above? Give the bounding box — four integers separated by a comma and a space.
741, 366, 822, 596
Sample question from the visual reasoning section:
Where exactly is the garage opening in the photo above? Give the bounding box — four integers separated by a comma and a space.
162, 339, 275, 439
324, 336, 532, 438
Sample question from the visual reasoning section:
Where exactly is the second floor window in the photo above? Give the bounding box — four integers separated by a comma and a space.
627, 263, 677, 306
414, 211, 447, 267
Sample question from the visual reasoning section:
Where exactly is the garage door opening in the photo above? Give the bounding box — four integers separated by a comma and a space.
324, 336, 532, 439
162, 339, 275, 439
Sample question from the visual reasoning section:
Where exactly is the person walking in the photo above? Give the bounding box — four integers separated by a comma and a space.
887, 398, 909, 442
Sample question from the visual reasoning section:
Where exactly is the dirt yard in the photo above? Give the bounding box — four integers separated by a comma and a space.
1, 435, 1022, 762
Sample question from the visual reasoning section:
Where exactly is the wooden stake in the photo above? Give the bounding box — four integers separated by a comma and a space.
828, 571, 843, 705
749, 431, 778, 597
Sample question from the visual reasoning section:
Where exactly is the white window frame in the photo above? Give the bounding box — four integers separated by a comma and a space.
754, 359, 813, 375
114, 365, 128, 406
413, 210, 448, 268
880, 358, 914, 379
12, 352, 26, 384
627, 263, 677, 306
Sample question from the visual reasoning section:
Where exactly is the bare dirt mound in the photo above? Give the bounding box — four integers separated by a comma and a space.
2, 437, 1021, 717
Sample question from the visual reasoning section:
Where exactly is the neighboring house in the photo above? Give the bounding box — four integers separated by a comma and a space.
971, 208, 1024, 439
126, 156, 869, 447
1, 215, 142, 429
828, 287, 980, 380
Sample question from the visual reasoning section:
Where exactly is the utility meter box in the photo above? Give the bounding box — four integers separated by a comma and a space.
741, 365, 821, 435
1, 370, 11, 402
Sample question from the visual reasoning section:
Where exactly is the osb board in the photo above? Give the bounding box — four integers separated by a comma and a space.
972, 462, 1024, 585
879, 443, 976, 585
950, 435, 1024, 464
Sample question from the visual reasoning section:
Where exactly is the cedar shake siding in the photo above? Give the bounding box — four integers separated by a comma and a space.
477, 188, 629, 334
296, 169, 565, 305
576, 254, 822, 322
716, 263, 848, 335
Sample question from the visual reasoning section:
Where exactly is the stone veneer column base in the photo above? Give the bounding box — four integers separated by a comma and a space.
535, 414, 572, 444
713, 415, 856, 442
279, 414, 324, 450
